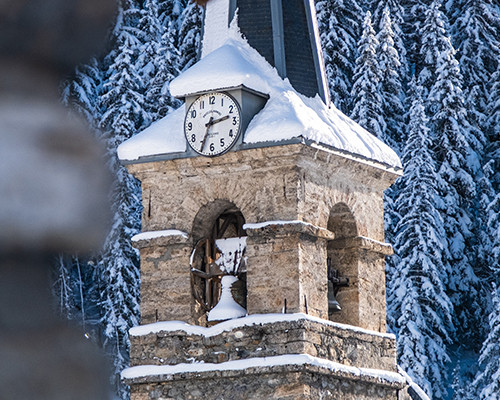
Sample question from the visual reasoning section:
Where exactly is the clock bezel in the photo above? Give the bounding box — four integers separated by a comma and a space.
184, 91, 242, 157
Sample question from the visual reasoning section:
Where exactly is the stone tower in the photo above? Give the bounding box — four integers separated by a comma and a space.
119, 0, 427, 398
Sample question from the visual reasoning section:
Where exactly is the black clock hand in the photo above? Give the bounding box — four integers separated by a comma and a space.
207, 115, 230, 126
200, 117, 213, 152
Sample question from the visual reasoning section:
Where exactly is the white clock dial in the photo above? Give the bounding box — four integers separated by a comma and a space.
184, 92, 241, 156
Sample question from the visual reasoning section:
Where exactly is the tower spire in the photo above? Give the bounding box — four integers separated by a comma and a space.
202, 0, 330, 104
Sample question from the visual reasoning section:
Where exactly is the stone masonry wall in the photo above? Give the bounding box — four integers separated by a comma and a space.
328, 237, 392, 331
244, 222, 333, 319
127, 365, 408, 400
127, 144, 399, 330
133, 234, 193, 324
129, 319, 397, 372
127, 145, 396, 239
126, 318, 408, 400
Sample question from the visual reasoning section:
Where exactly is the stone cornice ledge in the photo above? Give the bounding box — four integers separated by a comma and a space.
121, 354, 406, 389
243, 220, 335, 240
328, 236, 393, 256
129, 313, 395, 339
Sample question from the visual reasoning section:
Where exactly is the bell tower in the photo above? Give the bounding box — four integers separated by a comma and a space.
118, 0, 426, 399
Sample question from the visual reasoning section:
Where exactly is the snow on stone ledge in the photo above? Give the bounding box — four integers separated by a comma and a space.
242, 220, 334, 240
243, 220, 317, 230
117, 106, 186, 162
121, 353, 405, 386
131, 229, 188, 242
398, 366, 431, 400
129, 312, 395, 340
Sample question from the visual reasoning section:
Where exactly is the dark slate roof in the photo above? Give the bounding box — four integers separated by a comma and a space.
233, 0, 329, 104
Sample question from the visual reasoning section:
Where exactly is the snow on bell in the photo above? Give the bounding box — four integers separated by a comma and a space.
207, 237, 248, 323
207, 275, 247, 323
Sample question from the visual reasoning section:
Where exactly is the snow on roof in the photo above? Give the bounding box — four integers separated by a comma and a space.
117, 106, 186, 161
200, 0, 231, 58
118, 20, 401, 170
170, 41, 272, 98
121, 353, 406, 385
129, 312, 396, 340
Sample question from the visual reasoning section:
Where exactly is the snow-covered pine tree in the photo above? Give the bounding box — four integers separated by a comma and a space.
176, 1, 202, 72
471, 283, 500, 399
158, 0, 185, 29
147, 19, 181, 121
61, 58, 104, 127
371, 0, 408, 81
475, 159, 498, 285
137, 0, 181, 121
316, 0, 363, 115
390, 86, 454, 400
137, 0, 162, 85
448, 167, 497, 400
52, 255, 75, 319
425, 1, 483, 353
373, 7, 406, 312
351, 11, 385, 140
98, 2, 146, 397
417, 0, 451, 98
53, 255, 104, 335
58, 1, 198, 399
446, 4, 500, 316
401, 0, 432, 73
487, 64, 500, 193
59, 46, 108, 350
101, 1, 149, 133
487, 194, 500, 274
447, 0, 500, 147
376, 6, 405, 152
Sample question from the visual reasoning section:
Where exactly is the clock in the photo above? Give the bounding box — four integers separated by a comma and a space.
184, 92, 242, 156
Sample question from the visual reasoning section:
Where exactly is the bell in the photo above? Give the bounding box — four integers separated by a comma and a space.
328, 281, 342, 313
328, 296, 342, 313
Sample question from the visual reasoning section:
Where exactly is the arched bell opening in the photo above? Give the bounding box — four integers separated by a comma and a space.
190, 200, 248, 326
326, 203, 357, 321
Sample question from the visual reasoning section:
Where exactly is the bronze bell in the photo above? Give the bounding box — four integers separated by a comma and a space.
327, 258, 349, 314
328, 280, 342, 312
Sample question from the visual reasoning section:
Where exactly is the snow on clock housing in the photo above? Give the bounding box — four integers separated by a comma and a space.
118, 31, 401, 170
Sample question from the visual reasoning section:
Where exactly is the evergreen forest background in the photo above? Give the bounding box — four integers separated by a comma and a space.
57, 0, 500, 399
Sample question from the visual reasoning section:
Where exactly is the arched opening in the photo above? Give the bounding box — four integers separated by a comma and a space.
190, 200, 247, 326
327, 202, 358, 238
326, 203, 357, 319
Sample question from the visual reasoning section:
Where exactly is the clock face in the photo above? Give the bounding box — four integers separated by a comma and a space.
184, 92, 241, 156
